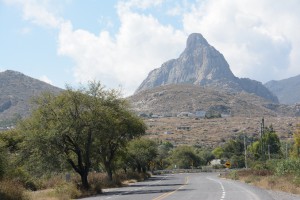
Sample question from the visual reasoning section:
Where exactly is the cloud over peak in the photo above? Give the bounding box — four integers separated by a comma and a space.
4, 0, 300, 95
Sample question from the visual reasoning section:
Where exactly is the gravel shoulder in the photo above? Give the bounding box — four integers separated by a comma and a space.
267, 190, 300, 200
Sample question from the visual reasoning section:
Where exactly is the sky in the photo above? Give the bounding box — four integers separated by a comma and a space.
1, 0, 300, 96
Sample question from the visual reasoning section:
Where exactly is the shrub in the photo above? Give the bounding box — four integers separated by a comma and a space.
0, 146, 7, 179
293, 175, 300, 186
265, 159, 280, 172
55, 182, 81, 200
275, 158, 300, 176
6, 167, 38, 191
0, 180, 28, 200
212, 164, 225, 169
229, 170, 239, 180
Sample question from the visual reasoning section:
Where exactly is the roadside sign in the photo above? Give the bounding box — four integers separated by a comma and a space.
225, 161, 231, 168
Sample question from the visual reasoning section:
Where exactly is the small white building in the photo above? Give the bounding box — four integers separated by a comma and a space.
210, 159, 222, 166
195, 111, 206, 118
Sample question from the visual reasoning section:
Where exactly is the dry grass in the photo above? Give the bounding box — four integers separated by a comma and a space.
27, 189, 57, 200
144, 116, 298, 148
253, 175, 300, 194
227, 170, 300, 195
26, 172, 149, 200
0, 179, 29, 200
27, 182, 81, 200
122, 179, 137, 185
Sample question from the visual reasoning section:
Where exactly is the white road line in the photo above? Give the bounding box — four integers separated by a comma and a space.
206, 177, 226, 200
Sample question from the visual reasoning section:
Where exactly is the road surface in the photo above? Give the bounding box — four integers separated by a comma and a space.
81, 173, 275, 200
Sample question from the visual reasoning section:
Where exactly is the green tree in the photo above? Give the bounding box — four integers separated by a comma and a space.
127, 138, 158, 173
156, 142, 174, 169
0, 129, 26, 180
212, 147, 224, 159
18, 82, 140, 190
291, 124, 300, 157
96, 101, 146, 180
0, 139, 6, 179
262, 126, 281, 157
197, 149, 214, 165
248, 141, 260, 159
223, 139, 244, 158
170, 146, 200, 169
248, 126, 281, 160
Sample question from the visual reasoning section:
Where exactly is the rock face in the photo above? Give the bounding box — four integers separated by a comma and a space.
265, 74, 300, 104
0, 70, 62, 125
129, 84, 299, 118
135, 33, 278, 103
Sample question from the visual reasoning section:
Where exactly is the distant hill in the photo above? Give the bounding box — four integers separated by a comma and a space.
129, 84, 300, 118
265, 74, 300, 105
135, 33, 278, 103
0, 70, 62, 127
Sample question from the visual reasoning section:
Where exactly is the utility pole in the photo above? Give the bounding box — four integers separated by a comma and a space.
260, 118, 265, 158
268, 145, 271, 160
285, 143, 288, 159
244, 135, 247, 169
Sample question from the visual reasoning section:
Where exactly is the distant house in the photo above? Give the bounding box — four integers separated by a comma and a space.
164, 131, 173, 135
195, 111, 206, 118
177, 112, 196, 118
151, 114, 160, 118
138, 113, 149, 118
210, 159, 222, 166
177, 126, 191, 131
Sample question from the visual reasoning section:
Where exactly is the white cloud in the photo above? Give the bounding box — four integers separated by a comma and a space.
182, 0, 300, 82
20, 27, 31, 35
6, 0, 300, 95
58, 3, 186, 95
39, 75, 53, 85
117, 0, 164, 11
56, 0, 300, 95
4, 0, 64, 28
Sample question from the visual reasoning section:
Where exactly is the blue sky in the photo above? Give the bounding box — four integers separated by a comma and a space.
1, 0, 300, 95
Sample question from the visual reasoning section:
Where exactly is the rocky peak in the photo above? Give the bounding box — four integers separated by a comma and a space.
136, 33, 238, 92
0, 70, 63, 124
186, 33, 209, 50
135, 33, 278, 103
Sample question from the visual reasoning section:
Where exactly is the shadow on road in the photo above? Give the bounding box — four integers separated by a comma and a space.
102, 188, 193, 196
97, 174, 190, 198
128, 183, 184, 187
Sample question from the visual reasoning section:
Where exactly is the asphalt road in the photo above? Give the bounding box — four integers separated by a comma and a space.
81, 173, 275, 200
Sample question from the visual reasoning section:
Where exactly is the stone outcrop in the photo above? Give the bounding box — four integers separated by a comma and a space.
265, 74, 300, 104
135, 33, 278, 103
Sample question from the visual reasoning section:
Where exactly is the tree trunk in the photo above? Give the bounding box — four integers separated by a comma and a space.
80, 171, 89, 190
142, 166, 146, 173
103, 161, 113, 181
137, 163, 142, 173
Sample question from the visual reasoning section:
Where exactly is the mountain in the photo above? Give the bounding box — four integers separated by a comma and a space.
265, 74, 300, 105
129, 84, 299, 118
0, 70, 62, 126
135, 33, 278, 103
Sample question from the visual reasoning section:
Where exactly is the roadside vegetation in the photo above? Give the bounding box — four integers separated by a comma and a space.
0, 81, 300, 199
0, 81, 148, 200
221, 124, 300, 195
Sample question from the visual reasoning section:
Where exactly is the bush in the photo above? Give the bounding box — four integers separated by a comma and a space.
265, 159, 280, 172
212, 164, 225, 169
229, 170, 239, 180
55, 182, 81, 200
275, 158, 300, 176
0, 180, 28, 200
238, 168, 272, 177
293, 175, 300, 186
128, 171, 150, 181
252, 161, 268, 170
